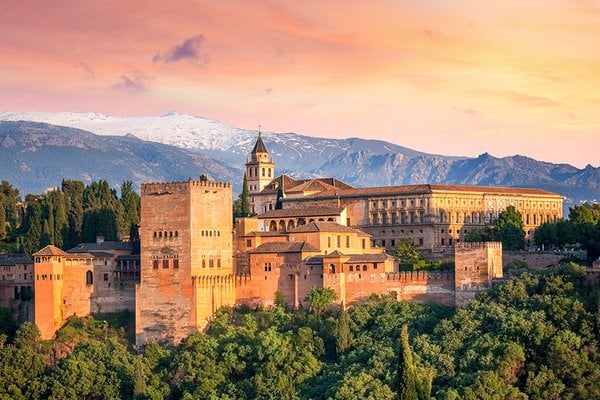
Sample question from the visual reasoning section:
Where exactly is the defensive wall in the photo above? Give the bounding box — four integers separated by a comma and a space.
503, 251, 568, 270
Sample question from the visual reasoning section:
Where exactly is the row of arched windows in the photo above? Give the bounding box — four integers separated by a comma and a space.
201, 230, 221, 237
153, 231, 179, 239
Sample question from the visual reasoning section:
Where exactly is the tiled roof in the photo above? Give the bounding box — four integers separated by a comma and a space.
258, 207, 344, 219
259, 174, 354, 195
0, 255, 33, 266
288, 221, 369, 235
250, 241, 320, 254
304, 184, 561, 199
325, 250, 345, 257
304, 255, 324, 264
67, 241, 132, 253
33, 245, 67, 256
346, 254, 394, 263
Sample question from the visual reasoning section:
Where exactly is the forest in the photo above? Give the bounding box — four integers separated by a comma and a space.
0, 179, 140, 254
1, 262, 599, 399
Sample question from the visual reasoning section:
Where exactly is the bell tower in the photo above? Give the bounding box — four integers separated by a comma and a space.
246, 128, 274, 213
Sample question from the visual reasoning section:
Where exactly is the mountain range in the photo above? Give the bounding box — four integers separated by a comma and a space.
0, 111, 599, 209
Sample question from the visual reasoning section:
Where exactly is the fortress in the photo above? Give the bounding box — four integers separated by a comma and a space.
9, 134, 561, 344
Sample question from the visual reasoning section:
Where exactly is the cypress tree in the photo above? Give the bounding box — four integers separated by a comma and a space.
398, 325, 418, 400
336, 308, 352, 356
25, 202, 42, 254
41, 220, 52, 247
240, 173, 250, 217
0, 202, 6, 241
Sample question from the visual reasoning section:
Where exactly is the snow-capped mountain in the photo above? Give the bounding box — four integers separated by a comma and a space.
1, 111, 599, 208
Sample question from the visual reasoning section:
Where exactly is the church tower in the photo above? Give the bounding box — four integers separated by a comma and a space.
246, 130, 274, 214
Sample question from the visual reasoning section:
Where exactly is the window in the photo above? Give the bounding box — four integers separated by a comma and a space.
103, 273, 109, 281
362, 239, 366, 249
217, 258, 221, 268
173, 259, 179, 269
337, 236, 341, 247
86, 270, 93, 285
262, 168, 265, 176
362, 265, 367, 271
163, 259, 169, 269
349, 265, 354, 272
153, 260, 159, 269
202, 259, 206, 268
246, 239, 252, 247
346, 236, 350, 248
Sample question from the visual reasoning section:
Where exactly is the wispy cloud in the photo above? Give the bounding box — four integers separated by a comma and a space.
153, 34, 207, 64
111, 71, 152, 93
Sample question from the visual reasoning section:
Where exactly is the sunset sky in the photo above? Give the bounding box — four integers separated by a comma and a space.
1, 0, 599, 167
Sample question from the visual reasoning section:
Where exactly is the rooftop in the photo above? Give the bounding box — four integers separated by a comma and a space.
288, 221, 370, 235
250, 241, 320, 254
67, 241, 132, 253
308, 184, 561, 199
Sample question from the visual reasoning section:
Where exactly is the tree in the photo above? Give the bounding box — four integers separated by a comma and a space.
398, 324, 418, 400
393, 238, 422, 265
336, 309, 352, 356
305, 287, 336, 317
494, 206, 526, 250
233, 174, 251, 218
24, 201, 42, 254
569, 203, 600, 225
62, 180, 85, 248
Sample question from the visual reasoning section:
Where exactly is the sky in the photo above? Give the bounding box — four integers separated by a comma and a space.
1, 0, 599, 168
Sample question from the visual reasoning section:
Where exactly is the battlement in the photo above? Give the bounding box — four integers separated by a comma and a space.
455, 241, 502, 251
386, 270, 453, 281
141, 180, 232, 195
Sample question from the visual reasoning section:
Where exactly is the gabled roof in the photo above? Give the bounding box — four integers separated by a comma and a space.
259, 174, 354, 196
251, 133, 269, 154
288, 221, 370, 235
325, 250, 346, 257
33, 245, 67, 257
249, 241, 320, 254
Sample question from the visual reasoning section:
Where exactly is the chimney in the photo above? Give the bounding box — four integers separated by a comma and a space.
96, 235, 105, 244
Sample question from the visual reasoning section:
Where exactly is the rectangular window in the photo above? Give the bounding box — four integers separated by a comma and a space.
337, 236, 341, 247
163, 259, 169, 269
153, 260, 159, 269
173, 259, 179, 269
346, 236, 350, 248
362, 239, 366, 249
103, 273, 109, 281
246, 239, 252, 247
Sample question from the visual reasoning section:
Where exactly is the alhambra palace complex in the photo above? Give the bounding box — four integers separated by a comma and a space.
0, 134, 566, 345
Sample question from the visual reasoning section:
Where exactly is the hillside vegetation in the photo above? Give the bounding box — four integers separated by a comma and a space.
1, 263, 599, 399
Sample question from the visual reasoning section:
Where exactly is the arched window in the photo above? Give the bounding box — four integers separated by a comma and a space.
86, 270, 93, 285
269, 221, 277, 231
349, 265, 354, 272
169, 231, 173, 238
262, 168, 265, 177
287, 220, 295, 230
159, 231, 162, 238
278, 220, 286, 231
153, 232, 157, 238
175, 231, 178, 237
362, 265, 367, 271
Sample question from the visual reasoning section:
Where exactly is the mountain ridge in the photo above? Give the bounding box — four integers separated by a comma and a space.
0, 112, 599, 208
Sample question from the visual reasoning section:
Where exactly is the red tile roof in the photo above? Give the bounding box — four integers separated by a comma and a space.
304, 184, 561, 199
249, 241, 320, 254
33, 245, 67, 257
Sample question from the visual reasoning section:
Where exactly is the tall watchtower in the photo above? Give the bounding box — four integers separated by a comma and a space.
33, 246, 66, 340
136, 179, 235, 346
246, 131, 274, 213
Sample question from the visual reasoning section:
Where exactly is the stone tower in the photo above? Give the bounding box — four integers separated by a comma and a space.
33, 246, 66, 340
454, 241, 503, 306
136, 179, 235, 346
246, 131, 274, 214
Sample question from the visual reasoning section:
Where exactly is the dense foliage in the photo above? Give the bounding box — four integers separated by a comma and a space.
466, 206, 526, 250
535, 203, 600, 261
0, 179, 140, 254
1, 263, 598, 399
